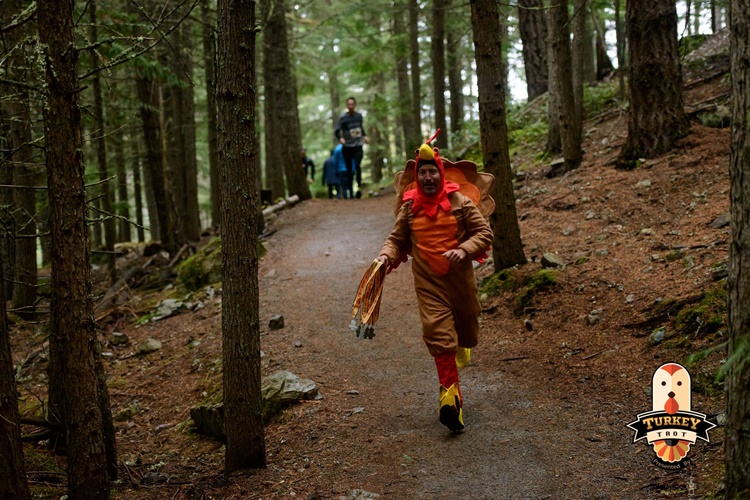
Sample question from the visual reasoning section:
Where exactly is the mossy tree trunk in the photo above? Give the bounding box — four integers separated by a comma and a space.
217, 0, 267, 471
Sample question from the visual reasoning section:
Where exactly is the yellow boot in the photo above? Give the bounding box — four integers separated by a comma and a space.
438, 383, 465, 432
455, 347, 471, 368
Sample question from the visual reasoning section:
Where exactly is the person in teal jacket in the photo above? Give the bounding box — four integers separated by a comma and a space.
333, 144, 352, 199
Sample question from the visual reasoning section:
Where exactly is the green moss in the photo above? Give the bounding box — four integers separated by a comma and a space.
674, 286, 727, 336
516, 269, 557, 313
177, 238, 223, 291
691, 370, 724, 397
479, 269, 517, 297
679, 33, 708, 57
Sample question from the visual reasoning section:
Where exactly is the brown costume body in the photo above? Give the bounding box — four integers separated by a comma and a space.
379, 191, 493, 355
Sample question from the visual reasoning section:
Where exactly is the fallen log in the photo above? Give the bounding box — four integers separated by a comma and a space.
262, 195, 300, 217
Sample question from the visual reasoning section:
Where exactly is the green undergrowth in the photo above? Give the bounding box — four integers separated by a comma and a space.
479, 268, 518, 297
480, 268, 557, 315
516, 269, 557, 313
675, 284, 727, 337
177, 237, 266, 292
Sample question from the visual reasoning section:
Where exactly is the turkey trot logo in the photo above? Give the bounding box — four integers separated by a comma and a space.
626, 363, 716, 470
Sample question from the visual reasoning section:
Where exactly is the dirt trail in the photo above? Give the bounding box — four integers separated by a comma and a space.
252, 195, 619, 499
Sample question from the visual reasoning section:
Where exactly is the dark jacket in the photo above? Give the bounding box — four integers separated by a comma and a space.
322, 158, 339, 186
334, 111, 367, 148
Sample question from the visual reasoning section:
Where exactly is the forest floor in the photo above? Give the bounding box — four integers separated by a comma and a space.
11, 61, 733, 500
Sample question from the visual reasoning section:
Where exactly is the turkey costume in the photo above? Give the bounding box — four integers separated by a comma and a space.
378, 131, 493, 432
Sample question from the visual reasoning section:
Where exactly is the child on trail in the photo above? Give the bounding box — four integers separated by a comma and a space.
333, 143, 352, 200
322, 149, 341, 199
375, 131, 492, 432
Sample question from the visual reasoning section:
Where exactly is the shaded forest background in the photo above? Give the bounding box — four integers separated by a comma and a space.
4, 0, 750, 498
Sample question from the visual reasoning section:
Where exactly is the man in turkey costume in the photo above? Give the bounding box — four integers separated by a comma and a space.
376, 131, 493, 432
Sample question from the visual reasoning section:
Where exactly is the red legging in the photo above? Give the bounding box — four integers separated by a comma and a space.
434, 352, 462, 402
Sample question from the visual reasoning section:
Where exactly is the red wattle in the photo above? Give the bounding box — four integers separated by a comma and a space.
664, 397, 679, 415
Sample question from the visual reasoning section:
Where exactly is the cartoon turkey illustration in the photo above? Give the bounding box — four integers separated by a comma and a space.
650, 362, 692, 462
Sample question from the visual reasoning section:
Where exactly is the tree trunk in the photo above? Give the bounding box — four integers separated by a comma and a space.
39, 197, 51, 266
115, 133, 132, 243
217, 0, 266, 471
2, 0, 38, 318
573, 0, 585, 131
470, 0, 526, 271
726, 1, 750, 495
694, 0, 702, 34
328, 64, 340, 143
179, 23, 202, 241
409, 0, 422, 138
446, 0, 463, 136
261, 0, 286, 201
431, 0, 448, 148
0, 86, 14, 304
546, 0, 562, 154
162, 42, 188, 247
394, 0, 419, 152
136, 75, 173, 248
38, 0, 111, 497
619, 0, 689, 164
518, 0, 549, 101
202, 0, 221, 228
711, 0, 718, 33
550, 0, 582, 172
0, 175, 14, 303
583, 4, 596, 84
90, 1, 117, 283
367, 90, 388, 184
264, 0, 311, 200
615, 0, 625, 100
132, 139, 146, 242
593, 9, 615, 80
0, 254, 30, 499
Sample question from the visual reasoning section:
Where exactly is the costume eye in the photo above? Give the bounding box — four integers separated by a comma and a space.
677, 381, 682, 386
433, 147, 439, 153
661, 381, 666, 386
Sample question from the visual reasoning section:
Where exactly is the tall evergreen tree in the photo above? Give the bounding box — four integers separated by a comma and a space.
431, 0, 448, 148
549, 0, 582, 173
2, 0, 38, 317
546, 0, 562, 154
217, 0, 267, 471
202, 0, 221, 228
518, 0, 549, 101
446, 0, 464, 135
618, 0, 689, 164
89, 0, 117, 282
261, 0, 311, 200
394, 0, 420, 152
469, 0, 526, 270
0, 252, 29, 499
136, 73, 172, 247
409, 0, 423, 138
726, 0, 750, 495
38, 0, 112, 496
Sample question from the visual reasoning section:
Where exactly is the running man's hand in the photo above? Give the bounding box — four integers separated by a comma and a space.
377, 255, 391, 267
364, 136, 370, 144
442, 248, 467, 263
